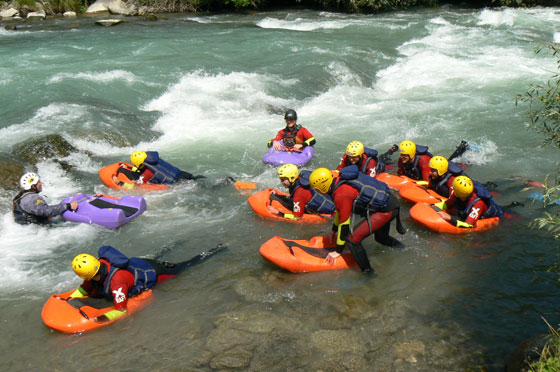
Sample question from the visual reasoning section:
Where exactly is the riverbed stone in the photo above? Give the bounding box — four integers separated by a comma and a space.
310, 329, 367, 354
63, 11, 76, 16
95, 18, 124, 26
215, 310, 302, 335
394, 340, 426, 363
209, 346, 253, 370
108, 0, 137, 16
206, 327, 254, 354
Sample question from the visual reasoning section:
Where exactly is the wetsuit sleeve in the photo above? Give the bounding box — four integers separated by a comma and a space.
116, 166, 141, 181
333, 189, 354, 253
397, 158, 404, 176
269, 129, 285, 146
298, 128, 315, 148
463, 199, 488, 226
19, 194, 68, 218
336, 157, 346, 171
69, 286, 88, 298
108, 271, 132, 311
291, 188, 312, 219
419, 155, 432, 182
366, 158, 378, 178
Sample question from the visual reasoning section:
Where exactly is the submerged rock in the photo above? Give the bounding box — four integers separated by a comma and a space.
0, 156, 25, 190
12, 134, 78, 165
507, 334, 548, 372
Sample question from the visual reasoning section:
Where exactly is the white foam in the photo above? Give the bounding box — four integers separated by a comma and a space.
49, 70, 138, 84
257, 17, 351, 31
140, 70, 292, 149
555, 32, 560, 43
477, 8, 516, 27
0, 103, 89, 147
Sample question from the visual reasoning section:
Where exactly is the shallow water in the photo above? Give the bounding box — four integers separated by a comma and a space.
1, 7, 560, 371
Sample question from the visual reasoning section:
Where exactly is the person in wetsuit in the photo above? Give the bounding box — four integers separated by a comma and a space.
12, 172, 78, 225
309, 166, 405, 273
434, 175, 503, 228
397, 140, 432, 182
336, 140, 385, 178
267, 163, 335, 221
69, 244, 225, 322
113, 150, 205, 188
268, 109, 316, 152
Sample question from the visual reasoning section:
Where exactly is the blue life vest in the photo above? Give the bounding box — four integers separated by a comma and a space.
98, 246, 157, 297
404, 145, 432, 180
143, 151, 181, 185
432, 162, 465, 197
334, 165, 391, 213
461, 181, 503, 220
292, 170, 336, 214
361, 148, 385, 175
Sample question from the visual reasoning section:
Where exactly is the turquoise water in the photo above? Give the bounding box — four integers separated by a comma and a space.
1, 7, 560, 371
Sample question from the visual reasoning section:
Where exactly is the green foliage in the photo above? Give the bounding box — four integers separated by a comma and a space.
48, 0, 85, 13
530, 322, 560, 372
225, 0, 257, 8
17, 0, 36, 8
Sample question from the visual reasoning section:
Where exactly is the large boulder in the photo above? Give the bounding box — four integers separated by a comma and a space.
0, 8, 18, 18
0, 156, 26, 190
26, 10, 46, 19
12, 134, 78, 165
87, 0, 137, 15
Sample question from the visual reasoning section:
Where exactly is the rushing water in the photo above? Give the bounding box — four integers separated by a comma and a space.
1, 6, 560, 371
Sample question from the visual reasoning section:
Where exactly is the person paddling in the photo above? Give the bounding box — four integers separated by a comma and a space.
397, 140, 433, 182
69, 244, 226, 322
12, 172, 78, 225
336, 141, 385, 178
268, 109, 316, 152
113, 150, 205, 188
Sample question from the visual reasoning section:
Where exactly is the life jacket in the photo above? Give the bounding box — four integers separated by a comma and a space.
291, 170, 336, 214
333, 165, 391, 214
98, 245, 157, 297
361, 148, 385, 174
460, 181, 503, 220
283, 125, 301, 148
12, 191, 50, 225
142, 151, 181, 185
402, 145, 432, 180
432, 162, 465, 197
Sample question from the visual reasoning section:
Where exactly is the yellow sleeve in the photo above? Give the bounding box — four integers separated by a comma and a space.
69, 287, 88, 298
101, 309, 127, 321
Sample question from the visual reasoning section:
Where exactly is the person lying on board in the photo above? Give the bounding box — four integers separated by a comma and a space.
397, 140, 433, 182
427, 155, 467, 198
267, 109, 316, 152
336, 141, 385, 178
69, 244, 225, 322
12, 172, 78, 225
267, 164, 335, 220
112, 150, 205, 188
434, 176, 503, 228
309, 165, 405, 274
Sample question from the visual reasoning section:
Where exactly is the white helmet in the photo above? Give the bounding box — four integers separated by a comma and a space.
20, 172, 40, 190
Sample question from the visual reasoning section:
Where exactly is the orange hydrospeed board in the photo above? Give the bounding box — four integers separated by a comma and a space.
375, 172, 417, 190
399, 183, 447, 204
248, 188, 333, 224
41, 289, 152, 333
259, 235, 357, 273
99, 162, 168, 191
409, 202, 500, 234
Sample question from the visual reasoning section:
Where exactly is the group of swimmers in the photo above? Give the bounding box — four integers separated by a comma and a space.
266, 110, 503, 272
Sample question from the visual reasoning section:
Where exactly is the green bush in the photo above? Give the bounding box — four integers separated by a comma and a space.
48, 0, 85, 13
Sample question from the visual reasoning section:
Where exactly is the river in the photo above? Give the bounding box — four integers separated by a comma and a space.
1, 6, 559, 371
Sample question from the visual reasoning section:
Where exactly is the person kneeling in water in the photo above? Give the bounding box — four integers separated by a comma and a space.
113, 150, 206, 188
69, 244, 225, 322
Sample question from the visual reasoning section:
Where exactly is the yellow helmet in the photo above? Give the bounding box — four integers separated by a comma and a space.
429, 155, 449, 176
346, 141, 365, 157
309, 168, 334, 194
277, 164, 299, 183
130, 151, 147, 167
452, 176, 474, 198
398, 140, 416, 158
72, 254, 100, 280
